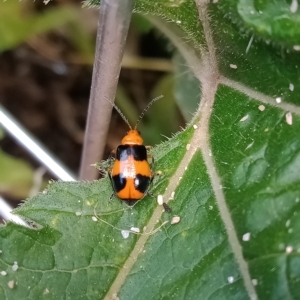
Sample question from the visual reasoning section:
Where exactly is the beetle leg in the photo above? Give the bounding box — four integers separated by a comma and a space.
109, 149, 116, 162
149, 175, 154, 185
109, 192, 115, 201
108, 172, 115, 201
107, 149, 116, 168
94, 150, 115, 174
147, 154, 154, 167
146, 176, 154, 197
145, 145, 155, 169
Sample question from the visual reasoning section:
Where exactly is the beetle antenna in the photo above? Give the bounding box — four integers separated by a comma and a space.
134, 95, 164, 129
105, 97, 132, 129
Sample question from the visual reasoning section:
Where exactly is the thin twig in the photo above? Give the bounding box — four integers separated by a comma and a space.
79, 0, 135, 180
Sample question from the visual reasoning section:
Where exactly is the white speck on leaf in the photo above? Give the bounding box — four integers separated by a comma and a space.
290, 0, 298, 13
243, 232, 251, 241
245, 141, 254, 150
245, 35, 254, 54
275, 97, 282, 103
8, 281, 14, 289
227, 276, 234, 283
230, 64, 237, 69
286, 112, 292, 125
112, 293, 120, 300
121, 230, 130, 239
44, 289, 50, 294
92, 216, 97, 222
171, 216, 181, 225
252, 279, 258, 286
286, 219, 291, 227
157, 195, 164, 205
1, 271, 7, 276
258, 105, 265, 111
130, 227, 140, 233
169, 191, 175, 200
240, 115, 249, 122
193, 124, 198, 129
293, 45, 300, 51
209, 206, 213, 210
12, 262, 18, 272
286, 246, 293, 253
75, 212, 82, 216
176, 20, 181, 24
289, 83, 294, 91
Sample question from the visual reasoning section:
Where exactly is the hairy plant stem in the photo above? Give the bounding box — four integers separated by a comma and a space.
79, 0, 135, 180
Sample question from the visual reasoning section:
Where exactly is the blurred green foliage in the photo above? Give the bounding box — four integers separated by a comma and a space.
0, 144, 34, 199
0, 1, 78, 52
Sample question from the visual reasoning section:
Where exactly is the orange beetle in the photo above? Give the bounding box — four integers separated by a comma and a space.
108, 96, 161, 206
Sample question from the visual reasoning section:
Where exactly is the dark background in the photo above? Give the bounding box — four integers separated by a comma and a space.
0, 0, 183, 209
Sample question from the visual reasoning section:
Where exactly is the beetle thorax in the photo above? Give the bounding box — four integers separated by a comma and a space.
121, 130, 143, 145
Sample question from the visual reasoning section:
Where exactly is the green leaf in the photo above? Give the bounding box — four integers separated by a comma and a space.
0, 128, 193, 299
0, 1, 77, 52
1, 0, 300, 299
173, 52, 201, 122
132, 14, 153, 34
217, 0, 300, 49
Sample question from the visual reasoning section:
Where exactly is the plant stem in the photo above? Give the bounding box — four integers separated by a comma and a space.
79, 0, 135, 180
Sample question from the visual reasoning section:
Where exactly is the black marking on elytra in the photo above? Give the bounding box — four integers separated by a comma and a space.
134, 174, 151, 193
116, 145, 129, 161
116, 145, 147, 161
111, 174, 127, 193
132, 145, 147, 161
